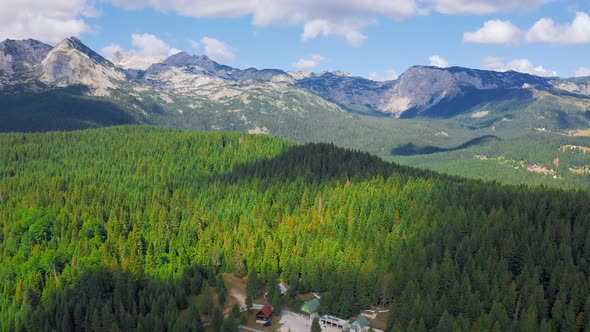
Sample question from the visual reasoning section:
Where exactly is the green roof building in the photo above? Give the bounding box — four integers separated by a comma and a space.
350, 315, 370, 331
300, 298, 320, 315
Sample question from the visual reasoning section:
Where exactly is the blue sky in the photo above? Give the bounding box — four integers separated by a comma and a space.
1, 0, 590, 78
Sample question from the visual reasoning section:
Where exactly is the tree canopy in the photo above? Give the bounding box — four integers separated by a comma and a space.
0, 126, 588, 331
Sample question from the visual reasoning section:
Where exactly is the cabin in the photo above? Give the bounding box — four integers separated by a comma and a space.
299, 298, 320, 318
256, 304, 273, 323
320, 314, 350, 330
350, 315, 370, 331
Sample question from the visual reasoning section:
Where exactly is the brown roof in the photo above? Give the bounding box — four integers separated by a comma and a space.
256, 305, 273, 319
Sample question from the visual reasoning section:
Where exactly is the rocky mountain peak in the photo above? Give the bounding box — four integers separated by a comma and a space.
56, 37, 115, 69
0, 38, 52, 78
162, 52, 191, 65
41, 37, 123, 92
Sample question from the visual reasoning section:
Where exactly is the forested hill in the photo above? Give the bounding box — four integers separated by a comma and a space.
0, 126, 589, 331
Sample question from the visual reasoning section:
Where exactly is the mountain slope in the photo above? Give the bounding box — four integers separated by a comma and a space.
41, 37, 124, 93
296, 65, 556, 118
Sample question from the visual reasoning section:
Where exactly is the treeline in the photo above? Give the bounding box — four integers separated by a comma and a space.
0, 126, 589, 331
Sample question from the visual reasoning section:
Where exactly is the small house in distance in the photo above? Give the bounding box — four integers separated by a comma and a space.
299, 298, 320, 318
320, 314, 350, 330
256, 304, 273, 323
350, 315, 370, 331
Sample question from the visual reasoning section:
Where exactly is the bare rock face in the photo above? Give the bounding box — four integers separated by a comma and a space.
384, 66, 461, 116
0, 39, 52, 79
295, 67, 465, 117
379, 66, 554, 117
41, 37, 124, 92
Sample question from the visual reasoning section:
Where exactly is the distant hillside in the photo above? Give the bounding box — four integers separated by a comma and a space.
2, 37, 590, 188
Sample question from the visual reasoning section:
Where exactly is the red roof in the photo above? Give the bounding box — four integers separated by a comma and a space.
256, 305, 273, 319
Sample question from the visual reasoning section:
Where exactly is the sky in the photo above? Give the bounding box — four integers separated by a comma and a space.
1, 0, 590, 79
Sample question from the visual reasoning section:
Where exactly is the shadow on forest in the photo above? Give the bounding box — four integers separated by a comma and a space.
0, 86, 142, 133
391, 135, 501, 156
209, 142, 430, 184
27, 263, 213, 331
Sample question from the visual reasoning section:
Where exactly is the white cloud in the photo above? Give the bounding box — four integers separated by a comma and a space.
100, 34, 180, 70
430, 0, 553, 15
131, 33, 171, 57
0, 0, 562, 48
482, 56, 558, 77
463, 11, 590, 47
368, 72, 379, 80
108, 0, 552, 19
429, 55, 449, 68
292, 54, 326, 69
574, 67, 590, 77
368, 70, 398, 81
526, 12, 590, 45
100, 44, 124, 58
105, 0, 424, 46
200, 37, 235, 62
0, 0, 92, 44
301, 19, 367, 47
464, 20, 520, 45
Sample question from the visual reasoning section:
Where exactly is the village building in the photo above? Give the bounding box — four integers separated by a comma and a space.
350, 315, 370, 331
320, 314, 350, 330
255, 304, 273, 324
299, 298, 320, 318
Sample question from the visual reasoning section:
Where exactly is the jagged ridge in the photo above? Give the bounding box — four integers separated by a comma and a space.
1, 36, 590, 120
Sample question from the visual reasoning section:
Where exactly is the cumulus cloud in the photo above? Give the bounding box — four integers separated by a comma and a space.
482, 56, 558, 77
105, 0, 423, 46
100, 44, 124, 58
200, 37, 235, 62
368, 70, 398, 81
463, 11, 590, 47
574, 67, 590, 77
131, 33, 171, 57
301, 19, 367, 47
429, 55, 450, 68
464, 20, 520, 45
526, 12, 590, 45
292, 54, 326, 69
100, 34, 180, 70
0, 0, 564, 48
0, 0, 92, 43
430, 0, 553, 15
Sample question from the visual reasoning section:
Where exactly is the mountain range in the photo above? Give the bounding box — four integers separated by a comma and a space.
2, 37, 590, 188
3, 37, 590, 118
